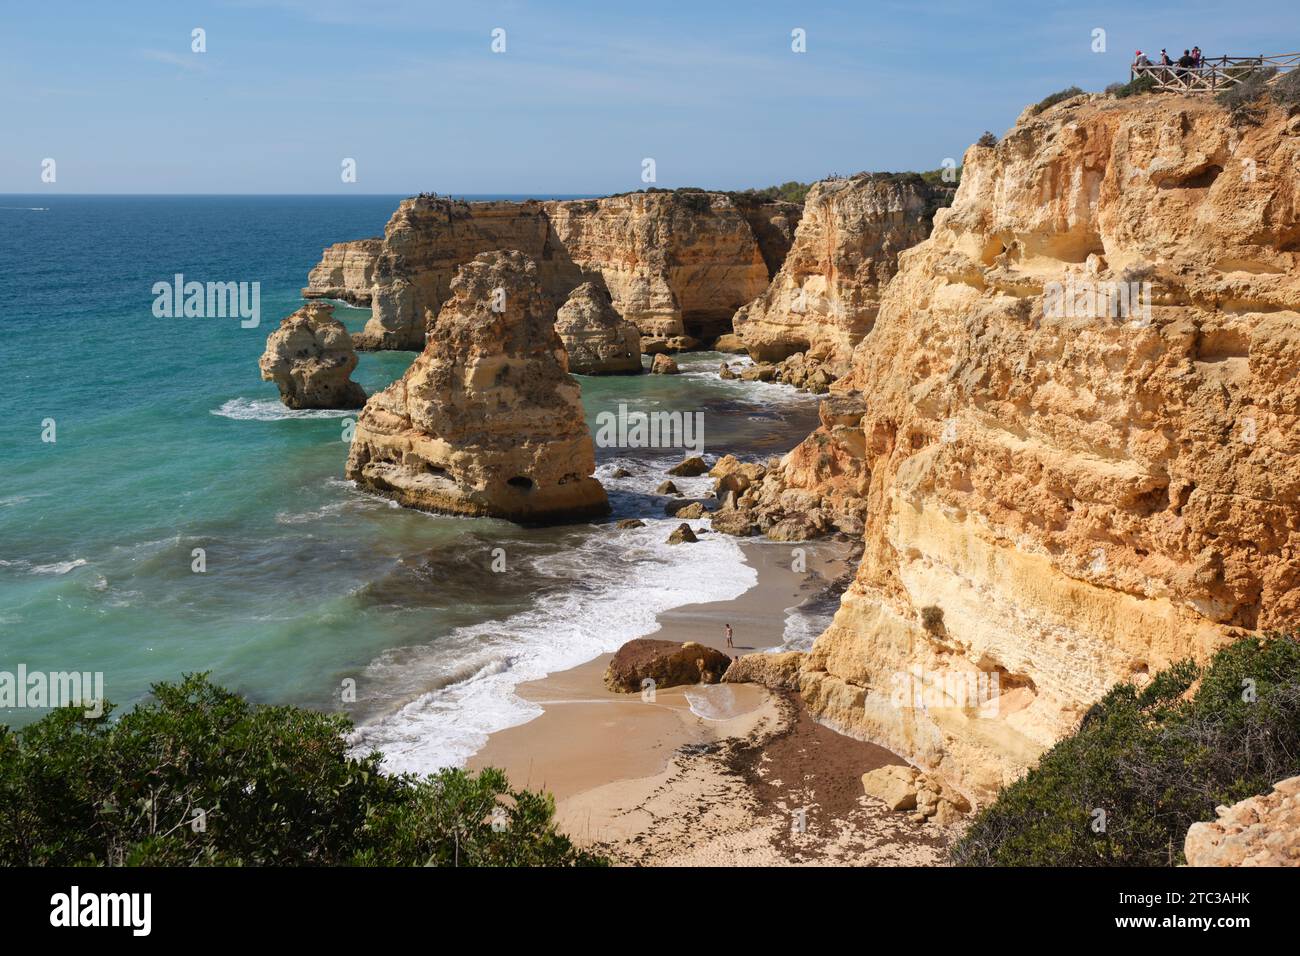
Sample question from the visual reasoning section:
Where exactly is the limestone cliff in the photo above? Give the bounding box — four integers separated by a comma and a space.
734, 174, 937, 374
543, 191, 770, 345
303, 238, 381, 305
344, 251, 609, 523
800, 93, 1300, 801
554, 282, 643, 375
332, 191, 773, 352
359, 198, 553, 350
258, 302, 366, 409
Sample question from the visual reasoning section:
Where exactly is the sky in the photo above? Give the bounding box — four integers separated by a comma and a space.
2, 0, 1295, 194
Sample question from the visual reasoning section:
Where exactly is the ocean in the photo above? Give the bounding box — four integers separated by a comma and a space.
0, 195, 821, 771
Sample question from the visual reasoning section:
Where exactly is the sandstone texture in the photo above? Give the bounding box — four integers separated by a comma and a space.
1185, 776, 1300, 866
344, 251, 609, 523
603, 639, 732, 692
339, 191, 774, 351
303, 238, 382, 305
800, 94, 1300, 800
721, 651, 807, 690
258, 302, 366, 409
733, 174, 937, 376
553, 282, 642, 374
861, 765, 970, 825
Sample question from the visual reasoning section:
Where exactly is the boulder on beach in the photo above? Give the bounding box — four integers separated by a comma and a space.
667, 456, 709, 477
667, 523, 698, 544
721, 651, 807, 691
651, 353, 680, 375
603, 638, 732, 692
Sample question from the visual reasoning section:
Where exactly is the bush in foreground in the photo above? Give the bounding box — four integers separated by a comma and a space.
0, 674, 606, 867
1032, 86, 1085, 115
951, 633, 1300, 866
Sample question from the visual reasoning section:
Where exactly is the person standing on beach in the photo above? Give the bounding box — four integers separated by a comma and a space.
725, 623, 734, 648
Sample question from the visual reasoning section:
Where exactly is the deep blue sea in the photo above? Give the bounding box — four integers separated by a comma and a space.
0, 195, 819, 770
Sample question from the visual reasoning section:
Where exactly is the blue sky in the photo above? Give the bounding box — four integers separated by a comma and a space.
2, 0, 1294, 194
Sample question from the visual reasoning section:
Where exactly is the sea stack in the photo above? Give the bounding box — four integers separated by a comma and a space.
344, 250, 609, 523
258, 302, 367, 409
553, 282, 643, 374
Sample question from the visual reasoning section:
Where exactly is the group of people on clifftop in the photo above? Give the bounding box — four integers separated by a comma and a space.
1132, 46, 1206, 78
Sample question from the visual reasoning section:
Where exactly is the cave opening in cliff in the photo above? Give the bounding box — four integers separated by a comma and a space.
507, 476, 535, 490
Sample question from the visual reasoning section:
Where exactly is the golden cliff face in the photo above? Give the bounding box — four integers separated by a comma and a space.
303, 238, 382, 305
543, 192, 771, 345
341, 192, 771, 351
802, 94, 1300, 800
344, 251, 609, 523
734, 175, 937, 373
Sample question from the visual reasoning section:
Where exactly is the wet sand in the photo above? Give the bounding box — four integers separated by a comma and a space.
469, 535, 963, 865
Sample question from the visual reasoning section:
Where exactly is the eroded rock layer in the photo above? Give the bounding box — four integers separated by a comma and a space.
553, 282, 643, 374
303, 238, 382, 305
734, 174, 937, 374
800, 94, 1300, 801
331, 192, 773, 351
344, 251, 609, 523
258, 302, 366, 409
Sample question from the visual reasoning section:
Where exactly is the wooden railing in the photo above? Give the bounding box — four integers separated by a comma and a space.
1131, 53, 1300, 93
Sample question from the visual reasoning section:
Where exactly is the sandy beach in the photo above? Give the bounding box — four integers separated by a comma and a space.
470, 535, 962, 865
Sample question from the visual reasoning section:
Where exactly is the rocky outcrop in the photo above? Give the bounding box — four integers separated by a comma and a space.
303, 238, 382, 305
722, 650, 806, 690
800, 94, 1300, 800
545, 192, 771, 346
357, 198, 554, 350
333, 191, 773, 351
1185, 776, 1300, 866
861, 765, 970, 825
554, 282, 642, 374
733, 174, 936, 376
344, 251, 609, 523
603, 639, 731, 692
736, 199, 804, 277
650, 353, 680, 375
708, 395, 871, 540
258, 302, 366, 409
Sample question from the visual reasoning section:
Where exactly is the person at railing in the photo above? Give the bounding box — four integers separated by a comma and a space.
1192, 46, 1203, 68
1177, 49, 1195, 82
1160, 49, 1173, 66
1133, 50, 1152, 70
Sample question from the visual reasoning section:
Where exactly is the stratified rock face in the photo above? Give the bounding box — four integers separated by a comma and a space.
734, 175, 935, 373
737, 200, 804, 277
801, 94, 1300, 801
1185, 776, 1300, 866
334, 191, 775, 352
544, 192, 771, 344
344, 251, 609, 523
553, 282, 642, 374
258, 302, 366, 409
359, 198, 554, 350
303, 238, 382, 305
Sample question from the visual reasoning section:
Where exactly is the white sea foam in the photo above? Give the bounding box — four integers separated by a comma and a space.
349, 516, 757, 774
211, 398, 355, 421
684, 683, 747, 721
29, 558, 88, 575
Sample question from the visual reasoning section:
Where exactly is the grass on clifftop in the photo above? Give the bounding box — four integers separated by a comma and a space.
1031, 85, 1086, 114
951, 632, 1300, 867
0, 674, 607, 867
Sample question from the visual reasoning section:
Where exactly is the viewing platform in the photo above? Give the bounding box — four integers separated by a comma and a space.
1131, 53, 1300, 93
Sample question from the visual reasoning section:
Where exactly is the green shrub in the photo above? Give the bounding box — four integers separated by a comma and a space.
951, 632, 1300, 867
976, 131, 998, 147
1270, 68, 1300, 109
1107, 74, 1157, 99
1216, 68, 1277, 123
0, 674, 606, 867
1032, 86, 1085, 115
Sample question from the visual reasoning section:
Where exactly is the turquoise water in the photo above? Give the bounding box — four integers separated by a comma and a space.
0, 196, 819, 768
